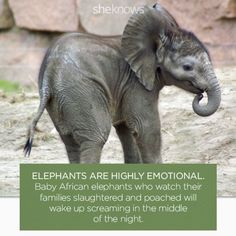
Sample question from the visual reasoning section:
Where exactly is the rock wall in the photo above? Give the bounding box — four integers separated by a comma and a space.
0, 0, 235, 87
77, 0, 154, 35
159, 0, 236, 45
0, 29, 56, 86
158, 0, 236, 64
0, 0, 14, 28
8, 0, 78, 32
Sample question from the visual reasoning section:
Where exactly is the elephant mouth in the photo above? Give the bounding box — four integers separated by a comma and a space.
161, 69, 205, 94
183, 81, 205, 94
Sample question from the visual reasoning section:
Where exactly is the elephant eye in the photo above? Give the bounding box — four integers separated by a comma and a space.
183, 64, 193, 71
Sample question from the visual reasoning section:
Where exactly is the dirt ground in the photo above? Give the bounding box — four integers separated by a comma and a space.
0, 66, 235, 197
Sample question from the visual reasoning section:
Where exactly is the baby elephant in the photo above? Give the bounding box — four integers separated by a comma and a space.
24, 4, 221, 163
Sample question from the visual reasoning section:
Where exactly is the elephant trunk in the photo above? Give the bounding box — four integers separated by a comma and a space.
192, 75, 221, 117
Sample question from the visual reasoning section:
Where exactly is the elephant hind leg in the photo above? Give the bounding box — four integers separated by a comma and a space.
79, 140, 104, 163
60, 134, 80, 163
61, 134, 108, 164
115, 123, 142, 163
53, 78, 112, 163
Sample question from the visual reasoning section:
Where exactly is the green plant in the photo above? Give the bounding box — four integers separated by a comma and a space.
0, 80, 20, 93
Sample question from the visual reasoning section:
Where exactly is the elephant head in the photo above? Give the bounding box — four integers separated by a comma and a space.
121, 4, 221, 117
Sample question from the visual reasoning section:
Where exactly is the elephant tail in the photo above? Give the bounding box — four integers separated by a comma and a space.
24, 59, 51, 157
24, 45, 52, 157
24, 86, 50, 157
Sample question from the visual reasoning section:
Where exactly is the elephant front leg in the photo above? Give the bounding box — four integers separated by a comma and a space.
136, 131, 161, 163
130, 117, 162, 163
115, 123, 142, 163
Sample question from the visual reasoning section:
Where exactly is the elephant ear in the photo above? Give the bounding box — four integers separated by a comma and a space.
121, 4, 179, 91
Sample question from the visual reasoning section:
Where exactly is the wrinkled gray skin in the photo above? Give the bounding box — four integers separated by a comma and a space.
24, 4, 221, 163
